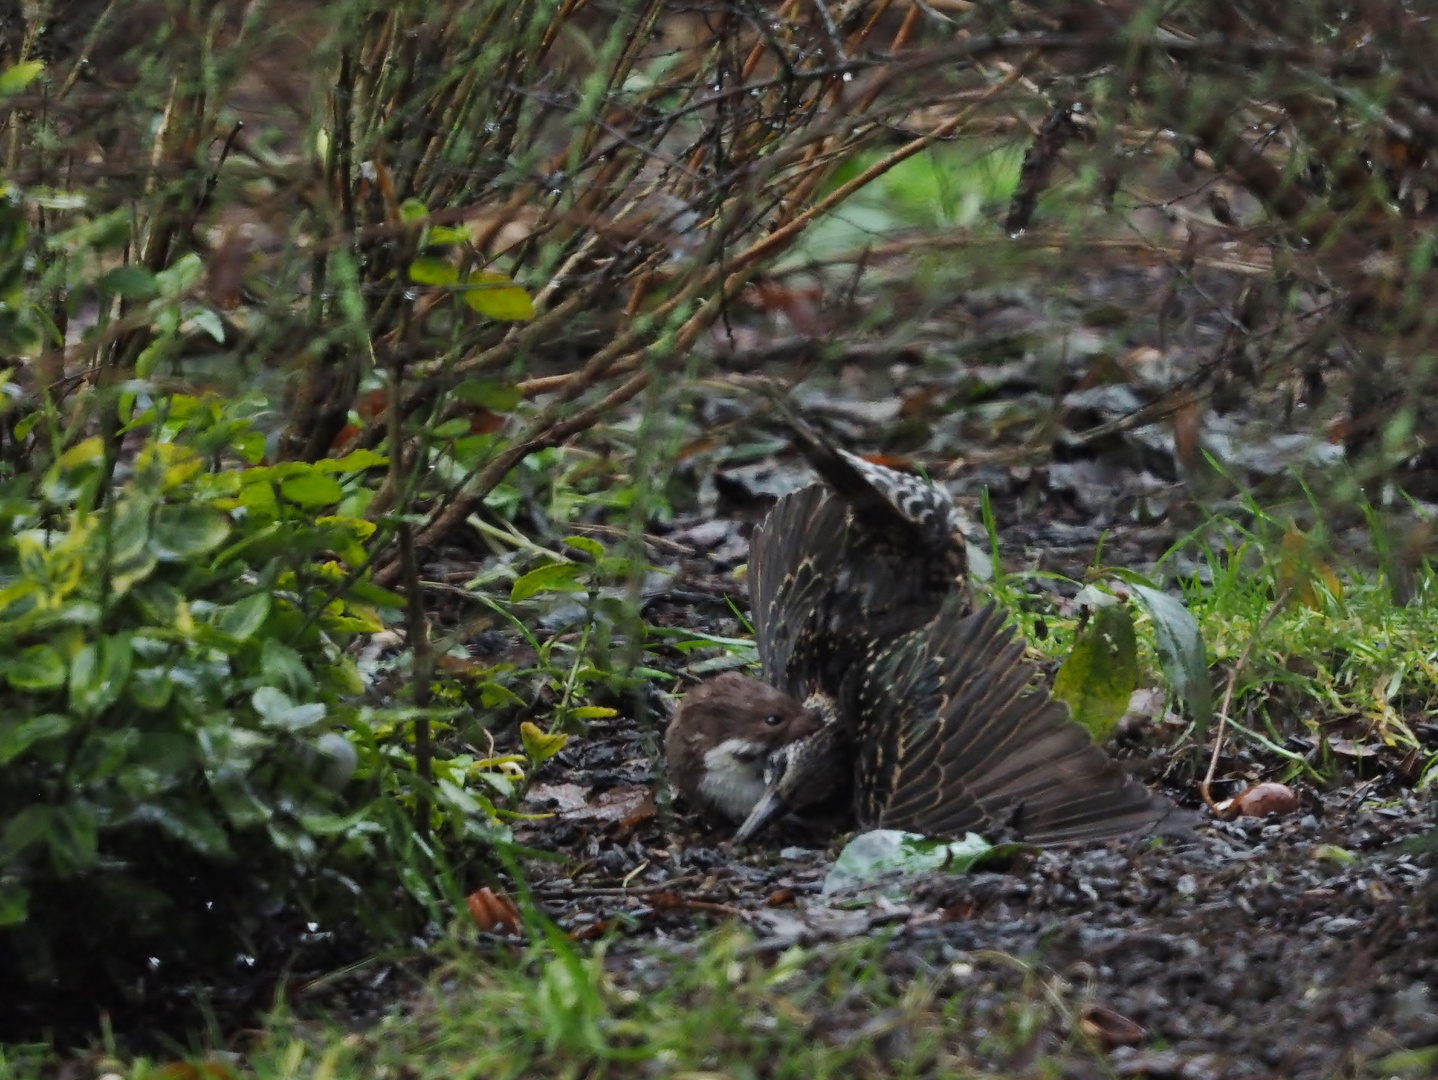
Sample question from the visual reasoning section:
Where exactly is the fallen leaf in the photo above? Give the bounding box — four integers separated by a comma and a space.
1080, 1003, 1146, 1050
1233, 781, 1299, 818
466, 887, 523, 936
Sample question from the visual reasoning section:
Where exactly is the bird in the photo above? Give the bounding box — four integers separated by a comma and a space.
664, 418, 1183, 847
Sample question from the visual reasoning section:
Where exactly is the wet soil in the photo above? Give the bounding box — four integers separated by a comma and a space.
510, 476, 1438, 1080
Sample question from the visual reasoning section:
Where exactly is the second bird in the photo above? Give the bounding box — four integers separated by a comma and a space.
664, 420, 1183, 846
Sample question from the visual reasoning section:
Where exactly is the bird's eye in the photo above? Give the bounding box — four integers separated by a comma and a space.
764, 714, 782, 727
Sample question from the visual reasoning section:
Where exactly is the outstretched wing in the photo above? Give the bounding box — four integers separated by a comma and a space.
749, 421, 972, 701
749, 483, 851, 697
856, 601, 1182, 845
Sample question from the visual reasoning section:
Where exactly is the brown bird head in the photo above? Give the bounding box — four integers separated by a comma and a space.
665, 672, 827, 826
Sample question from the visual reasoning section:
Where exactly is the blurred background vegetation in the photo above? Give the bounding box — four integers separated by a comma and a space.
5, 0, 1438, 1051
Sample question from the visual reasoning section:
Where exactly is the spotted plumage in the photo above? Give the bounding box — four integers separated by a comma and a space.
667, 418, 1184, 846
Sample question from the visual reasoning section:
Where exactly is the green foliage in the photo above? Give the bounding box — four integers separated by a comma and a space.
1052, 597, 1140, 742
0, 400, 493, 998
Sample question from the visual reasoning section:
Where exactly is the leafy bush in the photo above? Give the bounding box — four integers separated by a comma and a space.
0, 401, 453, 1013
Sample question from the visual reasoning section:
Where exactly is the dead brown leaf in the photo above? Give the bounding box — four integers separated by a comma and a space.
1080, 1003, 1146, 1050
466, 887, 523, 936
1233, 781, 1300, 818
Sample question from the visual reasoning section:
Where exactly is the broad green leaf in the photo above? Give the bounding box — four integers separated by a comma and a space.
1130, 583, 1212, 735
0, 882, 28, 926
97, 265, 158, 300
461, 270, 534, 321
69, 634, 133, 718
215, 593, 271, 640
510, 561, 582, 602
150, 504, 231, 559
823, 830, 994, 897
454, 379, 522, 411
252, 686, 327, 732
398, 198, 428, 223
131, 799, 231, 856
1052, 603, 1138, 742
520, 721, 568, 764
0, 713, 71, 763
56, 436, 105, 471
317, 449, 388, 473
280, 472, 344, 507
408, 257, 458, 286
563, 536, 605, 559
6, 645, 67, 691
155, 252, 205, 296
0, 61, 43, 96
129, 667, 173, 710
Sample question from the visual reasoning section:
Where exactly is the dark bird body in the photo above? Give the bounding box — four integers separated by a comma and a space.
665, 422, 1181, 846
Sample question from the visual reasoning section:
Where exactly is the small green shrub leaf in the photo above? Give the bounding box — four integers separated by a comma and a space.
129, 667, 173, 710
510, 561, 582, 602
216, 593, 271, 640
461, 270, 534, 321
280, 472, 344, 507
69, 634, 133, 719
252, 686, 327, 732
408, 257, 459, 286
1052, 603, 1139, 742
0, 61, 43, 96
520, 721, 568, 764
453, 380, 522, 411
155, 252, 204, 296
0, 883, 28, 926
98, 265, 158, 300
1130, 583, 1213, 735
562, 536, 605, 560
150, 505, 231, 559
6, 645, 68, 691
0, 713, 71, 764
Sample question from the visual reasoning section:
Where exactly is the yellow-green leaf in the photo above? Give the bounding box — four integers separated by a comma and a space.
510, 562, 581, 602
1051, 604, 1138, 742
408, 257, 458, 286
462, 270, 534, 321
0, 61, 43, 97
520, 721, 568, 765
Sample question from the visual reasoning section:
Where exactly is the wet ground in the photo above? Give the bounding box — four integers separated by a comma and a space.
506, 445, 1438, 1079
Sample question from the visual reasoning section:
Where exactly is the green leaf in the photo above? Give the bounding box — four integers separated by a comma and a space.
1129, 583, 1212, 736
510, 562, 583, 602
520, 721, 568, 765
280, 472, 344, 508
129, 667, 173, 710
0, 713, 71, 764
155, 252, 205, 296
1051, 603, 1139, 742
398, 198, 429, 223
0, 882, 29, 926
461, 270, 535, 321
215, 593, 270, 641
408, 257, 459, 286
453, 380, 523, 411
97, 265, 158, 300
562, 535, 605, 560
0, 61, 43, 96
131, 799, 231, 856
6, 644, 68, 691
823, 829, 993, 897
150, 504, 231, 560
252, 686, 327, 732
69, 634, 133, 719
317, 449, 388, 473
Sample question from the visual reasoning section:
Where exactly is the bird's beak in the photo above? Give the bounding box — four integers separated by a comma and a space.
733, 783, 787, 843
